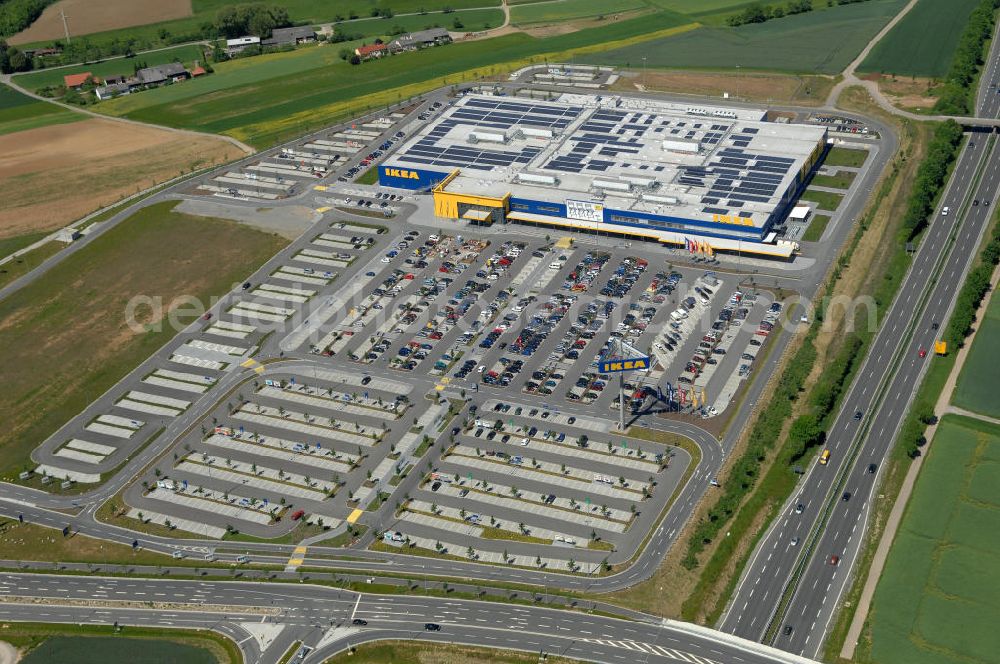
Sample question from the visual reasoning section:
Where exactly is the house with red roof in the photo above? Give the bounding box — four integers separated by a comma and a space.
355, 42, 387, 60
63, 72, 93, 90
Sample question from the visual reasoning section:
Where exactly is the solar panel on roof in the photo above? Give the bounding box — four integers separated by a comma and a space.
703, 206, 729, 215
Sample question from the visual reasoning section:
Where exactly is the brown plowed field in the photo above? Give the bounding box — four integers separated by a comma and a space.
9, 0, 192, 44
0, 118, 243, 239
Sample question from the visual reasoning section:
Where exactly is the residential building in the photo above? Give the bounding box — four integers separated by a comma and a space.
355, 42, 387, 60
226, 36, 261, 54
63, 72, 93, 90
94, 82, 130, 101
262, 26, 317, 47
389, 27, 451, 52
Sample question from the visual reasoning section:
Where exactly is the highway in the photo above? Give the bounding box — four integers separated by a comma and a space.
0, 572, 821, 664
721, 50, 1000, 655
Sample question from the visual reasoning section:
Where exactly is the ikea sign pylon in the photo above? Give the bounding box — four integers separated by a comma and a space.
598, 356, 651, 373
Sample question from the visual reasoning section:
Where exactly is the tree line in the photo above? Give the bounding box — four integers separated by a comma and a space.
725, 0, 871, 27
934, 0, 1000, 115
0, 0, 57, 39
213, 3, 292, 39
0, 40, 30, 73
900, 120, 964, 241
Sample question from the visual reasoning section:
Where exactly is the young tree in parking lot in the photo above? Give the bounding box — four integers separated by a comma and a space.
536, 556, 543, 567
467, 546, 475, 559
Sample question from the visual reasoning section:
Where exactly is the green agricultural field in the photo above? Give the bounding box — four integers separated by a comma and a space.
824, 146, 869, 168
510, 0, 649, 25
16, 44, 206, 91
94, 11, 693, 147
866, 415, 1000, 664
799, 188, 843, 211
334, 8, 504, 38
0, 83, 82, 135
581, 0, 907, 74
801, 214, 831, 242
951, 289, 1000, 418
859, 0, 980, 77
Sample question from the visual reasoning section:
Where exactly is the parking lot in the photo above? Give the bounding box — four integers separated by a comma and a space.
192, 103, 430, 202
379, 396, 688, 571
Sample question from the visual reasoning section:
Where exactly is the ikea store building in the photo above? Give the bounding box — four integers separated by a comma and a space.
379, 93, 828, 259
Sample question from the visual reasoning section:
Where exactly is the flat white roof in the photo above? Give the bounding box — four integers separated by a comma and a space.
385, 93, 827, 229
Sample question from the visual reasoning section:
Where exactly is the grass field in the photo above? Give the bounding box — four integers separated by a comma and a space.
355, 167, 379, 185
799, 188, 844, 211
581, 0, 907, 74
4, 624, 238, 664
324, 641, 583, 663
0, 520, 176, 565
93, 11, 694, 147
510, 0, 648, 25
15, 44, 205, 91
801, 214, 831, 242
866, 415, 1000, 664
810, 171, 857, 189
824, 146, 869, 168
0, 83, 82, 136
859, 0, 981, 77
951, 288, 1000, 418
0, 241, 63, 290
0, 201, 286, 479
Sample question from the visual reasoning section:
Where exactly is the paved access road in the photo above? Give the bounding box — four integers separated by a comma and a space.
0, 572, 821, 664
722, 131, 1000, 655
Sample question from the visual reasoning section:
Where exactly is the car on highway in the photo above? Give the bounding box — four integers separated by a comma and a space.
842, 491, 852, 502
790, 537, 799, 546
424, 623, 441, 631
868, 463, 878, 474
784, 625, 794, 636
795, 503, 804, 514
352, 619, 368, 626
828, 555, 840, 566
854, 410, 863, 420
918, 347, 927, 358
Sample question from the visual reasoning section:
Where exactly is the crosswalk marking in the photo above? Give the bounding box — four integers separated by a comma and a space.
577, 639, 720, 664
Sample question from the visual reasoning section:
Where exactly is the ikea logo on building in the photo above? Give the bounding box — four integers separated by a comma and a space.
712, 214, 754, 226
598, 357, 651, 373
383, 167, 420, 179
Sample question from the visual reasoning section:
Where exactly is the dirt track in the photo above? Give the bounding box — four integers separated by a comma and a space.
9, 0, 193, 45
0, 118, 244, 239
